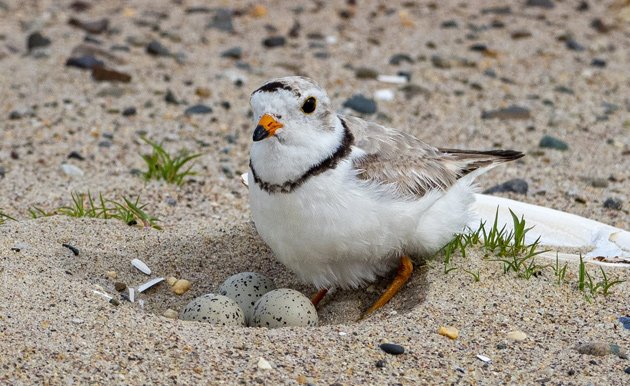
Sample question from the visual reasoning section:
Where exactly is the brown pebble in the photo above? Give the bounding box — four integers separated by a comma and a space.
172, 279, 191, 295
195, 87, 211, 98
576, 342, 612, 356
438, 326, 459, 340
114, 282, 127, 292
167, 276, 178, 286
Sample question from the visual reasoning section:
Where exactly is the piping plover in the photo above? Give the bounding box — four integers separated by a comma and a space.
248, 76, 523, 316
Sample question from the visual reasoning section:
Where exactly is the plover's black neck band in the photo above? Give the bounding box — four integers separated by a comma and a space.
250, 119, 354, 194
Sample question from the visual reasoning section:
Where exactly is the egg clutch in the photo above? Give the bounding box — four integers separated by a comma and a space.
180, 272, 318, 328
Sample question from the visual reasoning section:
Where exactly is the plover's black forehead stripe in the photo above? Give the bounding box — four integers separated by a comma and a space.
253, 81, 301, 97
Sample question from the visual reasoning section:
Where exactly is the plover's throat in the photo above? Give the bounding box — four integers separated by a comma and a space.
250, 119, 354, 194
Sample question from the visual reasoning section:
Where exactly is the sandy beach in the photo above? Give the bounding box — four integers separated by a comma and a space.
1, 0, 629, 384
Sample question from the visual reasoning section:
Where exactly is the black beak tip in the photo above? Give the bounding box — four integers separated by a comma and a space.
253, 125, 269, 142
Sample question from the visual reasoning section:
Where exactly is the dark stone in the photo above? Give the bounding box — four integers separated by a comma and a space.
0, 166, 5, 179
539, 135, 569, 150
262, 36, 286, 48
389, 53, 414, 65
8, 108, 34, 120
483, 178, 528, 195
122, 107, 136, 116
69, 1, 91, 12
469, 44, 488, 52
165, 89, 179, 105
68, 17, 109, 34
484, 68, 497, 78
591, 58, 607, 68
65, 55, 104, 70
379, 343, 404, 355
185, 104, 213, 115
355, 67, 378, 79
288, 20, 301, 38
313, 51, 329, 59
208, 9, 234, 32
591, 18, 611, 34
511, 30, 532, 39
67, 151, 85, 161
566, 39, 585, 51
114, 282, 127, 292
27, 32, 51, 51
441, 20, 458, 28
91, 67, 131, 83
577, 1, 589, 11
343, 94, 377, 114
481, 7, 511, 15
375, 360, 386, 368
221, 46, 242, 59
400, 84, 430, 100
525, 0, 555, 9
625, 367, 630, 375
554, 86, 574, 94
146, 40, 170, 56
603, 198, 622, 210
567, 369, 575, 375
481, 105, 531, 120
496, 343, 507, 350
619, 316, 630, 330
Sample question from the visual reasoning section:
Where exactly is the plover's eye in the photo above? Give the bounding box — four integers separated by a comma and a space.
301, 97, 317, 114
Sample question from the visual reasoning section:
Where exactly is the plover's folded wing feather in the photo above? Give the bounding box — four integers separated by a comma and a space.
342, 115, 523, 198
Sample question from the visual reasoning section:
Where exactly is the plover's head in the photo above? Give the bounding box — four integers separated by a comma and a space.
249, 76, 336, 145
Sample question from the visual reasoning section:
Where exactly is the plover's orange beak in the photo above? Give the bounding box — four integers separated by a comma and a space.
253, 114, 283, 141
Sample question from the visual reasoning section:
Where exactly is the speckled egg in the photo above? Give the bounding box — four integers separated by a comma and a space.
218, 272, 276, 323
180, 294, 245, 326
250, 288, 318, 328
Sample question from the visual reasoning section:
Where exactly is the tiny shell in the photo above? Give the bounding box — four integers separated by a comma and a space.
137, 277, 164, 293
438, 326, 459, 340
476, 354, 491, 363
163, 309, 178, 319
506, 330, 527, 341
61, 163, 84, 177
172, 279, 191, 295
377, 74, 408, 84
240, 173, 249, 187
128, 287, 135, 302
131, 258, 151, 275
257, 357, 272, 370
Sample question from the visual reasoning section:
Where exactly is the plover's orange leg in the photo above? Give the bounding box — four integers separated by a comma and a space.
362, 255, 413, 318
311, 288, 328, 307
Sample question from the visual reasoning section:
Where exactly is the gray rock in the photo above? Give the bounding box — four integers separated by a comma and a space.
603, 198, 622, 210
208, 9, 234, 32
262, 36, 286, 48
482, 105, 531, 120
66, 55, 104, 70
9, 107, 35, 120
589, 178, 608, 188
165, 89, 179, 105
566, 38, 585, 52
379, 343, 404, 355
441, 20, 458, 28
554, 86, 574, 95
184, 104, 213, 115
343, 94, 377, 114
525, 0, 555, 8
483, 178, 528, 195
27, 32, 51, 51
591, 58, 606, 67
400, 84, 430, 100
146, 40, 170, 56
221, 46, 242, 59
122, 107, 136, 116
539, 135, 569, 150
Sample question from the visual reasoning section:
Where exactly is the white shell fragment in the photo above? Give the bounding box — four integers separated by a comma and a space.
61, 163, 84, 177
476, 354, 492, 363
374, 89, 395, 101
137, 277, 164, 293
257, 357, 272, 370
376, 74, 408, 84
131, 258, 151, 275
240, 172, 249, 187
128, 287, 135, 303
251, 288, 318, 328
473, 194, 630, 266
180, 294, 246, 326
219, 272, 276, 324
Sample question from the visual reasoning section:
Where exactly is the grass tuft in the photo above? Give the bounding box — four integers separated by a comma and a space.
577, 254, 624, 299
140, 137, 202, 185
0, 210, 17, 224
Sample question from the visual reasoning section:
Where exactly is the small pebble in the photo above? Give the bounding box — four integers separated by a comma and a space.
619, 316, 630, 330
221, 47, 242, 59
496, 343, 507, 350
122, 107, 136, 116
262, 36, 286, 48
65, 55, 104, 70
566, 38, 585, 52
539, 135, 569, 150
481, 105, 531, 120
591, 59, 607, 68
257, 357, 272, 369
195, 87, 211, 98
603, 198, 622, 210
146, 40, 170, 56
625, 367, 630, 375
525, 0, 555, 9
92, 67, 132, 83
355, 67, 378, 79
167, 277, 178, 286
67, 151, 84, 161
484, 178, 528, 195
374, 89, 395, 101
68, 17, 109, 34
375, 360, 386, 368
438, 326, 459, 340
165, 89, 179, 104
343, 94, 377, 114
171, 279, 191, 295
162, 309, 178, 319
185, 104, 213, 115
114, 282, 127, 292
389, 53, 413, 65
207, 9, 234, 32
589, 178, 608, 188
27, 32, 51, 51
379, 343, 404, 355
576, 342, 617, 357
105, 271, 117, 280
506, 330, 527, 341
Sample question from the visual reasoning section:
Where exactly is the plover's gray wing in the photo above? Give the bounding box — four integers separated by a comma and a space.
341, 115, 523, 198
